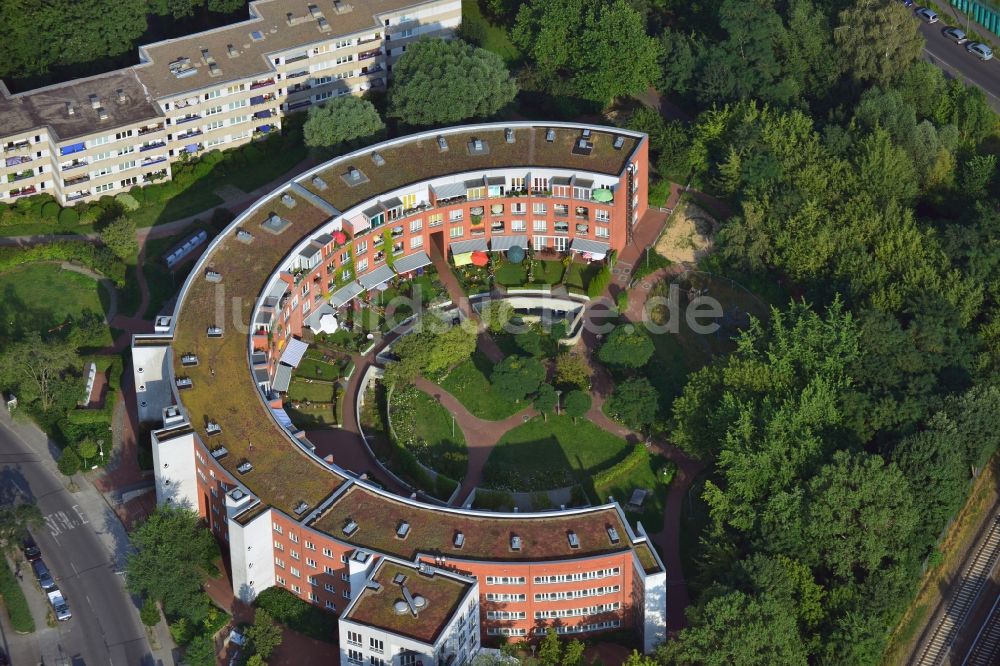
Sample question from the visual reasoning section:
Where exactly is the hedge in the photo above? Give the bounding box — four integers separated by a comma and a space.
0, 241, 126, 285
0, 559, 35, 633
254, 587, 336, 642
587, 265, 612, 298
592, 443, 648, 492
473, 488, 516, 512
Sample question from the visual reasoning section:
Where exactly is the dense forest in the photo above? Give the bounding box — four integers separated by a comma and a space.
476, 0, 1000, 662
0, 0, 249, 91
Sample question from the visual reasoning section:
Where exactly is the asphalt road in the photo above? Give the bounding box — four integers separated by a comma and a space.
0, 422, 154, 666
918, 13, 1000, 110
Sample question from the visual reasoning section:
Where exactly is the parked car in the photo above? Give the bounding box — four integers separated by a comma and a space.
22, 535, 41, 562
47, 587, 72, 621
943, 27, 968, 44
31, 558, 56, 590
902, 0, 915, 6
967, 42, 994, 60
916, 7, 939, 22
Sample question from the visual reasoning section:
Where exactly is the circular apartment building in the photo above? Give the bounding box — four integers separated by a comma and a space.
132, 122, 666, 664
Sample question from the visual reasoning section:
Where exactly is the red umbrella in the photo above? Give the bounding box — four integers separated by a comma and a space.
471, 251, 489, 267
332, 231, 347, 245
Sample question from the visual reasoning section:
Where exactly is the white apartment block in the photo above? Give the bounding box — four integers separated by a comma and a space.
0, 0, 461, 206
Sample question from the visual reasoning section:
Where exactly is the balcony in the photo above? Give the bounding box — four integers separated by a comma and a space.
361, 64, 384, 75
576, 224, 590, 234
288, 83, 312, 94
176, 114, 201, 124
250, 93, 276, 106
176, 130, 203, 141
554, 205, 569, 217
8, 170, 34, 183
10, 186, 37, 198
575, 207, 589, 220
285, 53, 309, 64
137, 124, 164, 135
5, 155, 32, 167
373, 251, 386, 264
63, 174, 90, 187
140, 141, 167, 152
142, 156, 167, 167
554, 222, 570, 235
491, 221, 505, 233
287, 70, 309, 79
61, 160, 88, 172
4, 141, 31, 153
471, 228, 486, 237
359, 49, 382, 61
357, 35, 380, 45
250, 78, 276, 90
66, 190, 91, 202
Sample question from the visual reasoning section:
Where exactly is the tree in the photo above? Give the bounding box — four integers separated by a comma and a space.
834, 0, 924, 86
554, 353, 590, 390
99, 216, 138, 260
538, 627, 562, 665
533, 383, 558, 418
598, 324, 654, 368
58, 447, 81, 477
480, 299, 514, 334
606, 377, 658, 430
244, 656, 267, 666
303, 96, 385, 150
0, 333, 80, 411
804, 451, 918, 579
491, 356, 545, 402
672, 590, 809, 665
140, 597, 161, 627
0, 504, 42, 553
562, 639, 586, 666
388, 38, 517, 125
77, 439, 99, 466
960, 154, 996, 198
247, 608, 283, 661
425, 325, 477, 375
126, 505, 218, 624
563, 390, 592, 422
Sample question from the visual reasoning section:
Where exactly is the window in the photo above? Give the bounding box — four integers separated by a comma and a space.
274, 541, 284, 551
410, 236, 423, 249
409, 218, 423, 232
92, 166, 112, 178
230, 114, 249, 126
533, 236, 546, 249
553, 185, 571, 198
336, 54, 354, 65
533, 568, 620, 584
485, 576, 526, 585
275, 558, 286, 569
449, 226, 463, 239
227, 83, 245, 94
428, 213, 443, 227
355, 240, 368, 254
342, 590, 350, 599
595, 209, 610, 222
91, 135, 112, 147
306, 558, 317, 568
402, 193, 417, 209
119, 145, 134, 155
205, 105, 223, 116
554, 204, 569, 217
325, 566, 335, 575
120, 160, 136, 171
205, 89, 223, 100
533, 202, 546, 214
94, 182, 115, 193
205, 119, 224, 131
276, 575, 286, 585
307, 575, 318, 586
94, 150, 116, 162
596, 226, 609, 239
347, 649, 363, 665
289, 533, 299, 543
115, 129, 134, 140
574, 186, 591, 199
369, 658, 385, 666
554, 221, 569, 234
309, 592, 319, 602
290, 567, 301, 578
347, 631, 362, 647
356, 258, 368, 273
486, 593, 526, 602
323, 547, 333, 557
533, 219, 547, 232
340, 554, 348, 563
229, 99, 248, 110
532, 177, 548, 192
487, 610, 526, 620
510, 220, 526, 232
334, 39, 352, 49
467, 186, 485, 200
449, 209, 463, 222
325, 583, 335, 592
273, 523, 283, 534
305, 541, 316, 551
290, 551, 300, 560
511, 202, 526, 214
325, 600, 336, 610
369, 638, 384, 653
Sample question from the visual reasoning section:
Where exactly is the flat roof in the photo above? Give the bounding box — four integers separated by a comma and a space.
312, 485, 637, 562
0, 70, 160, 141
344, 560, 472, 644
171, 189, 348, 516
136, 0, 431, 99
301, 127, 638, 211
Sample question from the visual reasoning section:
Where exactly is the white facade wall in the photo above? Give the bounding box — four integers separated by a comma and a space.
227, 504, 276, 602
150, 429, 199, 509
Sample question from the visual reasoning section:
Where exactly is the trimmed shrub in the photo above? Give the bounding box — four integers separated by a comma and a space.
115, 193, 140, 211
473, 488, 516, 512
253, 587, 337, 642
587, 265, 612, 298
58, 207, 80, 225
41, 200, 61, 220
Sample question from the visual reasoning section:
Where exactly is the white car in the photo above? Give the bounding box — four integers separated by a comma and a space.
916, 7, 939, 23
967, 42, 994, 60
943, 27, 967, 44
47, 588, 72, 621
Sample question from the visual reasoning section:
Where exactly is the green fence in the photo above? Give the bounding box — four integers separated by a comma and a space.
952, 0, 1000, 36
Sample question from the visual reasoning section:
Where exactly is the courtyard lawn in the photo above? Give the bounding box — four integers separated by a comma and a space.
532, 259, 565, 285
495, 261, 528, 286
482, 414, 631, 491
0, 263, 113, 346
438, 352, 523, 420
564, 261, 601, 293
286, 402, 339, 429
296, 357, 340, 381
285, 378, 337, 403
389, 386, 467, 480
591, 446, 670, 533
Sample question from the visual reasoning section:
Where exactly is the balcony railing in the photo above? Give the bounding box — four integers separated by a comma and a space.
9, 171, 34, 182
250, 78, 276, 90
137, 124, 164, 135
66, 191, 91, 202
176, 115, 201, 124
176, 130, 203, 140
61, 160, 88, 172
4, 142, 31, 153
140, 141, 167, 152
359, 49, 381, 61
287, 70, 309, 79
251, 94, 276, 105
471, 228, 486, 237
362, 64, 384, 75
142, 156, 167, 167
63, 174, 90, 187
10, 186, 37, 198
285, 53, 309, 64
143, 169, 168, 183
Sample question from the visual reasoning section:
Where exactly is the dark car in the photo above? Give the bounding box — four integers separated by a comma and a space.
0, 647, 9, 666
32, 558, 56, 590
22, 535, 41, 562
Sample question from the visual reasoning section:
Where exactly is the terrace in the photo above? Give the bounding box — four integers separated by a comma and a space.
312, 485, 640, 563
344, 561, 473, 644
170, 192, 348, 516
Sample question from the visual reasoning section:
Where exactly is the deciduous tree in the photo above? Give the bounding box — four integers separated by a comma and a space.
606, 376, 658, 429
99, 216, 138, 261
247, 608, 283, 661
563, 390, 592, 422
598, 324, 654, 368
491, 356, 545, 402
303, 97, 385, 150
834, 0, 923, 86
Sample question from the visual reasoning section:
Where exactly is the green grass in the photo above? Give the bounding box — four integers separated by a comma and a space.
438, 352, 523, 420
0, 559, 35, 633
0, 263, 113, 345
592, 445, 670, 533
286, 378, 337, 403
295, 357, 340, 381
483, 414, 631, 491
532, 259, 565, 285
286, 402, 339, 429
460, 0, 522, 64
648, 178, 672, 208
389, 386, 467, 480
495, 261, 528, 286
564, 261, 601, 292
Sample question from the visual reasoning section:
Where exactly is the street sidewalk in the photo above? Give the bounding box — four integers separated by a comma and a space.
0, 410, 178, 664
